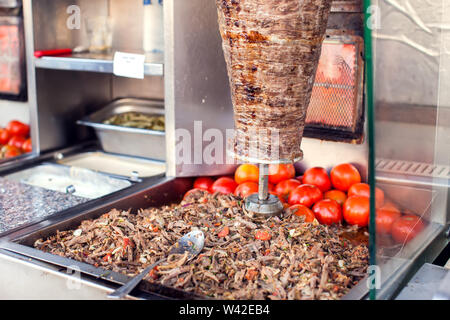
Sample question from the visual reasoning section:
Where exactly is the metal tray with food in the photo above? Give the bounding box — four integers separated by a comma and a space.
77, 98, 165, 161
0, 178, 370, 300
0, 177, 203, 299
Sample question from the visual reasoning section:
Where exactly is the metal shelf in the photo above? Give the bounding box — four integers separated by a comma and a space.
34, 52, 164, 76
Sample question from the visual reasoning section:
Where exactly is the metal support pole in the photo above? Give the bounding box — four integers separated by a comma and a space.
258, 163, 269, 201
245, 163, 282, 217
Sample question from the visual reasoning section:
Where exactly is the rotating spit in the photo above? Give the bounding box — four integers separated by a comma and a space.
244, 153, 303, 217
216, 0, 331, 217
244, 163, 283, 217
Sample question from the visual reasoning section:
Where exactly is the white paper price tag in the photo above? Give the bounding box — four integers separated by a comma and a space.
113, 51, 145, 79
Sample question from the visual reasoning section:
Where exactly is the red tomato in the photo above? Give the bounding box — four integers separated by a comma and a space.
235, 164, 259, 184
274, 179, 301, 201
343, 196, 370, 227
288, 184, 323, 207
323, 189, 347, 206
376, 208, 401, 234
268, 183, 275, 192
21, 138, 32, 153
268, 164, 295, 185
391, 215, 425, 244
193, 177, 214, 192
330, 163, 361, 191
210, 177, 237, 194
6, 120, 30, 138
295, 176, 303, 184
2, 145, 21, 158
302, 167, 331, 192
0, 128, 10, 145
348, 183, 385, 207
380, 201, 401, 215
234, 182, 258, 198
288, 204, 315, 222
183, 188, 205, 201
255, 230, 271, 241
312, 199, 342, 225
8, 135, 26, 150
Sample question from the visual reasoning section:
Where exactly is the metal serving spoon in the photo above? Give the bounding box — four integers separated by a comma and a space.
107, 229, 205, 299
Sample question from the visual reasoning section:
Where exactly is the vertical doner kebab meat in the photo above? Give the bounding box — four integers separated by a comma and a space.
216, 0, 332, 162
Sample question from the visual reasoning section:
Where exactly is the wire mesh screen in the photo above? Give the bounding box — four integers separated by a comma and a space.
0, 25, 21, 95
0, 16, 25, 100
305, 36, 364, 135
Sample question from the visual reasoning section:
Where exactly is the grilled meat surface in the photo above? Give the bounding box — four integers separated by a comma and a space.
216, 0, 333, 162
35, 189, 368, 300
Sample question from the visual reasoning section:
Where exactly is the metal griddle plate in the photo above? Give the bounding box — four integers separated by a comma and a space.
0, 177, 368, 300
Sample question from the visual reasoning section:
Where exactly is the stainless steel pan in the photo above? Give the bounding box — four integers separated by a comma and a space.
1, 177, 373, 300
78, 98, 166, 161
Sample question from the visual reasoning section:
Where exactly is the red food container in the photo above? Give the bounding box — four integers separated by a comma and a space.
0, 15, 26, 100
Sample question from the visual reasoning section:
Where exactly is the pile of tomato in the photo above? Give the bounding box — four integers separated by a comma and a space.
186, 163, 426, 245
0, 120, 32, 159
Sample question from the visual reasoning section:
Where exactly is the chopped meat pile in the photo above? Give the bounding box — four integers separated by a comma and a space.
34, 190, 368, 300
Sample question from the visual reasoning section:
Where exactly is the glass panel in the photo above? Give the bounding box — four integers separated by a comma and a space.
369, 0, 449, 299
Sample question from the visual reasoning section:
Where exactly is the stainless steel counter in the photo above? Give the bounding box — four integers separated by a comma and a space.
0, 250, 115, 299
395, 263, 450, 300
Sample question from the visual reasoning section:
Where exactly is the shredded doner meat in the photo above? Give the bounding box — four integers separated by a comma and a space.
34, 190, 368, 300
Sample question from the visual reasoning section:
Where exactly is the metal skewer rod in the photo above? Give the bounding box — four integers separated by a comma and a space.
245, 163, 282, 217
258, 163, 269, 201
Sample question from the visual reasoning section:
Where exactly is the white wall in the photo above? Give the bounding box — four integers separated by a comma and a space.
374, 0, 450, 108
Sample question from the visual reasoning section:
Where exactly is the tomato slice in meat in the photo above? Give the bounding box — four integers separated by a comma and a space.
218, 226, 230, 238
255, 230, 271, 241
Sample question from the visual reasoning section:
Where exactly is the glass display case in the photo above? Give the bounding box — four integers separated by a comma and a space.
368, 0, 450, 299
0, 0, 448, 300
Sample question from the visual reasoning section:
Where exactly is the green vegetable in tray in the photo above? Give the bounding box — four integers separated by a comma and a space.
103, 112, 165, 131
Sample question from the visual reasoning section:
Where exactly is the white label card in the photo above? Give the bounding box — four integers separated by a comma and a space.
113, 51, 145, 79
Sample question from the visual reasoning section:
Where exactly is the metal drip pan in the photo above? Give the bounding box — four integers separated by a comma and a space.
57, 151, 165, 180
5, 163, 132, 199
